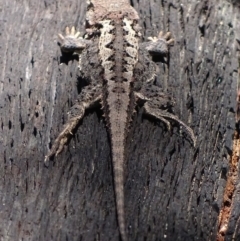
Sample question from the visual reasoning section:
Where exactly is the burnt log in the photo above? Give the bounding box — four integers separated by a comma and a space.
0, 0, 239, 240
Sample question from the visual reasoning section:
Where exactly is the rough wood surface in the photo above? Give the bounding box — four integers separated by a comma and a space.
0, 0, 239, 240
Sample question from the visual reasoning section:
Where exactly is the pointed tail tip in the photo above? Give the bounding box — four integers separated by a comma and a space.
119, 222, 127, 241
120, 232, 128, 241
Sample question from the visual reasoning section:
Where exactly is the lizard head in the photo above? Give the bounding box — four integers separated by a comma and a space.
86, 0, 139, 26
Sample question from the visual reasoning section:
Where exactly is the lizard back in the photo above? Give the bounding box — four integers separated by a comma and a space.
87, 1, 141, 240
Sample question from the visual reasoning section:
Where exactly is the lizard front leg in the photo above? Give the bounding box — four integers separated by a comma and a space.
58, 26, 91, 53
134, 30, 175, 87
144, 31, 174, 56
135, 84, 196, 146
45, 84, 102, 161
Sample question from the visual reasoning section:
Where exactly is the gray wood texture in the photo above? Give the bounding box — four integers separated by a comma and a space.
0, 0, 239, 240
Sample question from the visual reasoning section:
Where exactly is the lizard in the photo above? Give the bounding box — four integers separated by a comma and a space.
45, 0, 196, 240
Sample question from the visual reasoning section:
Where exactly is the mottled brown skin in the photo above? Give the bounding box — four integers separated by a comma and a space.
45, 1, 195, 240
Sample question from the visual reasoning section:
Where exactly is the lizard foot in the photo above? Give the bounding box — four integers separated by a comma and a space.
44, 117, 80, 162
58, 26, 87, 53
146, 31, 174, 55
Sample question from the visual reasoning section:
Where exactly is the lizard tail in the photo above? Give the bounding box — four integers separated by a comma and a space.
112, 148, 127, 241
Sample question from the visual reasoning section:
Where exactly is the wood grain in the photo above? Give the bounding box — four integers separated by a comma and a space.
0, 0, 239, 240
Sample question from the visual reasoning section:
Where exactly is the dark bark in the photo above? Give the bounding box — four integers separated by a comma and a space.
0, 0, 239, 240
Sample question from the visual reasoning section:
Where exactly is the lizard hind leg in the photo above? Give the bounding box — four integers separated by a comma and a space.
135, 85, 196, 146
144, 104, 196, 146
45, 84, 102, 162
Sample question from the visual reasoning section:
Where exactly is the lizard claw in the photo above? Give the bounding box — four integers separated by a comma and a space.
44, 155, 49, 163
71, 26, 75, 35
65, 26, 70, 35
58, 33, 65, 41
44, 156, 50, 168
60, 26, 82, 40
58, 26, 87, 53
74, 31, 81, 38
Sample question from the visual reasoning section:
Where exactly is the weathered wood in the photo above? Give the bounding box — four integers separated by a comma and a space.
0, 0, 239, 240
